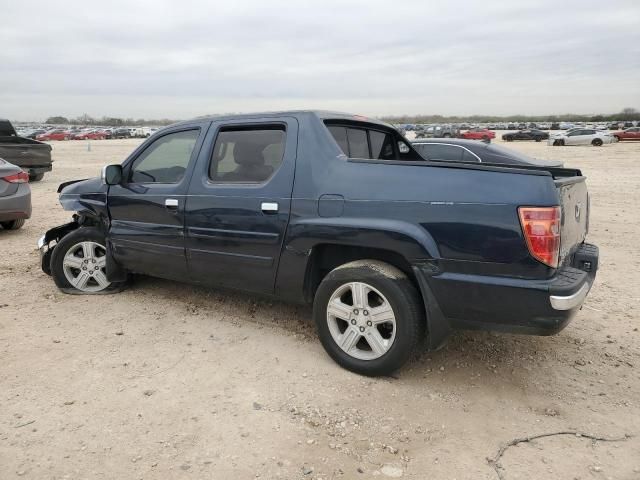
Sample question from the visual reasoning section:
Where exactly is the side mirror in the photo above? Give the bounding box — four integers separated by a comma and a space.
101, 164, 123, 185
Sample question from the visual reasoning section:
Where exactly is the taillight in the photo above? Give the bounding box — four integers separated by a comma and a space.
518, 206, 561, 268
2, 171, 29, 184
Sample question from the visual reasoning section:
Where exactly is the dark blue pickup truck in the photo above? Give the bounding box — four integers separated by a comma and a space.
38, 111, 598, 375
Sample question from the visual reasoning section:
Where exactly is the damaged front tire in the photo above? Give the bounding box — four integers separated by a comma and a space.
50, 227, 128, 294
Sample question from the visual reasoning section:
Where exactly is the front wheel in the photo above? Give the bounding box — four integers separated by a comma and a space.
29, 172, 45, 182
50, 227, 127, 294
313, 260, 425, 376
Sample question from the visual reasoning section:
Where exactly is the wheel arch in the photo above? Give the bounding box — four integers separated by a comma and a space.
303, 243, 419, 303
280, 218, 440, 304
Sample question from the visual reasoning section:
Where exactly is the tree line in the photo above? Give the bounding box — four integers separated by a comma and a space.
44, 114, 177, 126
380, 108, 639, 124
45, 108, 639, 127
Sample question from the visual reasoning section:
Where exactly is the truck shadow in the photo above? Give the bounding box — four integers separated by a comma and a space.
128, 275, 563, 386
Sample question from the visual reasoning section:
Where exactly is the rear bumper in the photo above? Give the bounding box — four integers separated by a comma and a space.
417, 243, 599, 336
550, 281, 590, 310
0, 183, 31, 222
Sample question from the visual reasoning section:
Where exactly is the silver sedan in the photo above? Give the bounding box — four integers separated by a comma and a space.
0, 158, 31, 230
548, 128, 616, 146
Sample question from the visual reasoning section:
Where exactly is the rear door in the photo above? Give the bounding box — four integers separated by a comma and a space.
565, 129, 586, 145
107, 123, 207, 281
184, 116, 298, 293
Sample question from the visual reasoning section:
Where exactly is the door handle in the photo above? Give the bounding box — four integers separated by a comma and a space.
261, 202, 278, 214
165, 198, 179, 210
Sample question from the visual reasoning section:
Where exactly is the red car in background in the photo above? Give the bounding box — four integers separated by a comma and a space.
612, 127, 640, 141
72, 129, 107, 140
460, 128, 496, 140
36, 129, 71, 141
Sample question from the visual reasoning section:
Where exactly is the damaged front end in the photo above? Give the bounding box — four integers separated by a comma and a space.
38, 177, 110, 275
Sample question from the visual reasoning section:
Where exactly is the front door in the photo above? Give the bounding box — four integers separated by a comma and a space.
108, 124, 207, 281
184, 117, 298, 293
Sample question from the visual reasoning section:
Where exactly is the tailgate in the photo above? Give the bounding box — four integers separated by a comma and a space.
0, 143, 52, 168
556, 176, 589, 265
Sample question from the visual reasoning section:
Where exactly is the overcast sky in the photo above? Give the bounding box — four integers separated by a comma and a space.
1, 0, 639, 121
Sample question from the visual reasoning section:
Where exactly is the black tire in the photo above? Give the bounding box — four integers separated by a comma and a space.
1, 219, 25, 230
505, 137, 513, 142
50, 227, 127, 295
592, 138, 603, 147
535, 137, 541, 142
29, 172, 45, 182
313, 260, 425, 376
442, 133, 451, 138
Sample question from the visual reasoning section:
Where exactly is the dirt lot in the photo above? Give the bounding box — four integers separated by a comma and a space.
1, 135, 639, 479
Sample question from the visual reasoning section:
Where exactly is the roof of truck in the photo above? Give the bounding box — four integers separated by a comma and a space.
178, 110, 392, 128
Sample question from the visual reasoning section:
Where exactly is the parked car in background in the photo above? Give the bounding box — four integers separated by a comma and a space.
38, 111, 597, 375
460, 128, 495, 140
549, 129, 615, 146
502, 129, 549, 142
415, 125, 460, 139
24, 129, 47, 139
142, 127, 159, 137
612, 127, 640, 141
0, 159, 31, 230
0, 119, 53, 181
412, 138, 563, 167
112, 128, 132, 139
72, 129, 107, 140
37, 129, 71, 141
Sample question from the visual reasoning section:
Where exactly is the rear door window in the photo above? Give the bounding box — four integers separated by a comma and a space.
209, 126, 286, 183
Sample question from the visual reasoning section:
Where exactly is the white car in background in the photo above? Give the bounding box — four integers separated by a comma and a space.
548, 128, 615, 146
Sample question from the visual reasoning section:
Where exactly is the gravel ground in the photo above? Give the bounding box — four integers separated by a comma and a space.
1, 135, 639, 479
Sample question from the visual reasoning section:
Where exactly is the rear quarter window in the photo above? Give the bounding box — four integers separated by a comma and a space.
325, 121, 421, 161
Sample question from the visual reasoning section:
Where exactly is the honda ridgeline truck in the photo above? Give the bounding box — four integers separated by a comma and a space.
37, 111, 598, 376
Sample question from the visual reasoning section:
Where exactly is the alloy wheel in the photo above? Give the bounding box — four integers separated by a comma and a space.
62, 241, 110, 292
326, 282, 396, 360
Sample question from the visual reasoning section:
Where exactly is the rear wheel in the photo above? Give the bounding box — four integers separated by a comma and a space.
592, 138, 603, 146
313, 260, 425, 376
1, 219, 25, 230
50, 227, 127, 294
535, 137, 541, 142
442, 133, 451, 138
